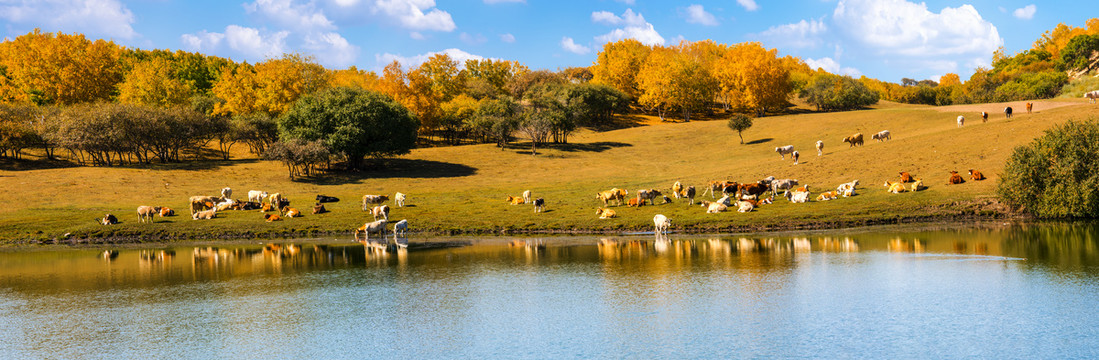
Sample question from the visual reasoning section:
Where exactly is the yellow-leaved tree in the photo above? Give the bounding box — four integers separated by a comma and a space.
118, 57, 195, 107
212, 54, 328, 116
0, 29, 123, 105
329, 66, 380, 90
635, 46, 675, 120
406, 54, 466, 137
211, 63, 259, 115
591, 39, 650, 99
716, 42, 792, 115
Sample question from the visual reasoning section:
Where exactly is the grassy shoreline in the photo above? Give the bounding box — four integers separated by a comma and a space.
2, 99, 1093, 245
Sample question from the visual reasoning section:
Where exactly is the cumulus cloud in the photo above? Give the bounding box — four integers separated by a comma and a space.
180, 30, 225, 52
244, 0, 335, 31
410, 31, 426, 40
805, 57, 861, 76
373, 0, 456, 32
0, 0, 137, 39
500, 33, 515, 43
592, 9, 665, 46
736, 0, 759, 11
832, 0, 1002, 57
561, 37, 590, 54
375, 48, 486, 70
754, 18, 827, 48
683, 5, 718, 26
1013, 5, 1036, 20
302, 31, 359, 67
223, 25, 290, 60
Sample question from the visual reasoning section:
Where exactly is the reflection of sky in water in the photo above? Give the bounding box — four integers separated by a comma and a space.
1, 223, 1099, 358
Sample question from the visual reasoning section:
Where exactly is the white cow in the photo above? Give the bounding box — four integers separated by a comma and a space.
872, 130, 891, 142
653, 214, 670, 235
815, 140, 824, 156
1087, 90, 1099, 104
220, 187, 232, 200
248, 190, 268, 203
957, 115, 964, 127
775, 145, 795, 160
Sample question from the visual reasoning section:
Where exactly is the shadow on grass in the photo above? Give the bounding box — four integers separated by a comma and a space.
294, 159, 477, 185
745, 138, 774, 145
0, 157, 81, 171
509, 141, 632, 155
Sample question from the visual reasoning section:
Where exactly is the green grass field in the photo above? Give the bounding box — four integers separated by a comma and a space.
2, 99, 1096, 243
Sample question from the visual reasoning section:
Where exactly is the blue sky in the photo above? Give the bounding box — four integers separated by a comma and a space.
0, 0, 1091, 83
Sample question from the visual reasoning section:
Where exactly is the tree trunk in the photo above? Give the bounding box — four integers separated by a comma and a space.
738, 132, 744, 144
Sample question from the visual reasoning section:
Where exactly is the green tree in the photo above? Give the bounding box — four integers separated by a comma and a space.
264, 139, 330, 179
800, 74, 879, 111
278, 87, 420, 169
998, 119, 1099, 218
1058, 34, 1099, 71
727, 114, 753, 144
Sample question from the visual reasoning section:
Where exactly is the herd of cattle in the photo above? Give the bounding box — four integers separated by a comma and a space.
97, 105, 1036, 235
98, 187, 412, 241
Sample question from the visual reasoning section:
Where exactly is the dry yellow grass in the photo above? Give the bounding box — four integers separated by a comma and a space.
1, 98, 1097, 242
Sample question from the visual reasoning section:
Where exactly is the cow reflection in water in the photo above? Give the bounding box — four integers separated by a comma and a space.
888, 238, 925, 253
510, 239, 545, 261
819, 237, 859, 252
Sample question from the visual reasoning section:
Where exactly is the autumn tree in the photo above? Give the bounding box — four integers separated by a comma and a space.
939, 73, 962, 87
278, 87, 419, 169
464, 59, 528, 96
591, 39, 650, 100
118, 57, 196, 107
439, 94, 478, 145
715, 42, 792, 116
212, 54, 329, 117
637, 44, 716, 121
0, 29, 123, 105
329, 66, 380, 90
636, 46, 675, 120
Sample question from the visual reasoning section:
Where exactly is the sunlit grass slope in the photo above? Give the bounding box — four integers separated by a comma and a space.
2, 99, 1096, 243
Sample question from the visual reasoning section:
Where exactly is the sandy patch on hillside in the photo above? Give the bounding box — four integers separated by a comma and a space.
930, 99, 1084, 113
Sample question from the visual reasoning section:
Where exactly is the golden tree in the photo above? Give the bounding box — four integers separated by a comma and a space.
0, 29, 123, 104
635, 46, 675, 120
329, 66, 380, 90
591, 39, 650, 99
118, 57, 195, 107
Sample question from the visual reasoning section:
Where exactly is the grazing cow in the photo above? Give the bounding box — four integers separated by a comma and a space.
192, 208, 217, 220
100, 214, 119, 225
159, 207, 174, 217
957, 116, 965, 127
792, 151, 800, 165
221, 187, 232, 200
817, 190, 838, 201
269, 193, 288, 210
522, 190, 532, 204
1087, 90, 1099, 103
653, 214, 671, 235
315, 195, 340, 203
284, 207, 301, 218
736, 200, 754, 213
703, 180, 733, 199
596, 188, 629, 206
264, 213, 282, 222
704, 201, 727, 213
843, 133, 864, 147
837, 180, 860, 197
948, 171, 966, 185
737, 182, 769, 200
671, 181, 684, 199
392, 219, 409, 238
816, 140, 824, 156
394, 192, 406, 207
969, 169, 986, 181
1004, 107, 1013, 119
682, 186, 696, 205
533, 198, 545, 213
910, 179, 925, 192
900, 172, 914, 183
872, 130, 891, 142
354, 219, 387, 240
1026, 102, 1033, 114
371, 205, 390, 221
248, 190, 268, 203
770, 179, 799, 199
312, 203, 327, 214
361, 195, 389, 210
597, 208, 617, 219
788, 186, 810, 203
637, 189, 662, 205
137, 206, 160, 223
884, 181, 906, 194
981, 112, 988, 123
506, 195, 525, 205
775, 145, 795, 159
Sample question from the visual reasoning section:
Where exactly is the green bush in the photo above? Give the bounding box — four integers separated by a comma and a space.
998, 119, 1099, 218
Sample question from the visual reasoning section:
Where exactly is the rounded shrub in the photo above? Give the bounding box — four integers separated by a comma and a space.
998, 119, 1099, 218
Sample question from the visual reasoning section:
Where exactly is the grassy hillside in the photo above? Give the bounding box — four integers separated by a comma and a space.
2, 99, 1097, 243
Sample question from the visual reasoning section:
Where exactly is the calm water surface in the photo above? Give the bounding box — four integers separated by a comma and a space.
2, 222, 1099, 359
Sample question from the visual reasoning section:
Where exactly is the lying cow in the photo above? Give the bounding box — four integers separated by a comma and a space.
596, 208, 617, 219
969, 169, 986, 181
948, 171, 965, 185
316, 195, 340, 203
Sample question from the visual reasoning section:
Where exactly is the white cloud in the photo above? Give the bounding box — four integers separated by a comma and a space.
833, 0, 1002, 57
484, 0, 524, 3
373, 0, 456, 32
805, 57, 861, 76
592, 9, 664, 46
224, 25, 290, 60
615, 0, 635, 4
684, 5, 718, 26
500, 33, 515, 43
561, 37, 590, 54
410, 31, 425, 40
591, 9, 646, 26
302, 31, 359, 67
460, 32, 487, 45
376, 48, 486, 70
244, 0, 335, 31
754, 18, 827, 48
1012, 5, 1036, 20
0, 0, 137, 39
736, 0, 759, 11
180, 30, 225, 52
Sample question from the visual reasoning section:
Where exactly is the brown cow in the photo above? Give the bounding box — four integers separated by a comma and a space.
948, 171, 966, 185
1026, 102, 1033, 114
981, 111, 988, 122
899, 172, 914, 183
264, 213, 282, 222
737, 182, 769, 199
843, 133, 864, 147
969, 169, 986, 181
312, 203, 327, 214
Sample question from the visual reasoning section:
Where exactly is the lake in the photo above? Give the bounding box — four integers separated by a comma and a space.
2, 222, 1099, 358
